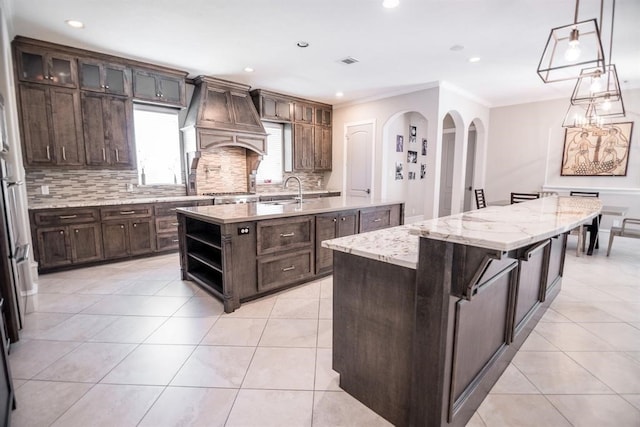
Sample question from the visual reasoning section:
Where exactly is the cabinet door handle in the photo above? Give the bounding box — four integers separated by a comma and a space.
105, 85, 109, 89
59, 230, 64, 235
120, 225, 124, 229
46, 145, 51, 160
115, 149, 119, 162
120, 211, 135, 215
102, 148, 106, 161
59, 215, 77, 219
341, 217, 347, 221
133, 223, 137, 227
282, 266, 296, 272
100, 84, 106, 89
280, 232, 295, 237
62, 146, 66, 160
332, 218, 337, 222
74, 229, 79, 233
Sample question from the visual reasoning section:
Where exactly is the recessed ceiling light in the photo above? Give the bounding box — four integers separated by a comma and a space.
468, 57, 481, 63
336, 92, 344, 98
65, 20, 84, 29
296, 41, 309, 48
383, 0, 400, 8
450, 45, 464, 52
244, 67, 254, 73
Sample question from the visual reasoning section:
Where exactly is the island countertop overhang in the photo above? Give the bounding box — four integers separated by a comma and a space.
322, 196, 601, 269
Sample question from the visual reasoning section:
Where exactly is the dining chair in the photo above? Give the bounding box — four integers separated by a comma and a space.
510, 192, 540, 204
569, 191, 600, 255
607, 218, 640, 256
474, 189, 487, 209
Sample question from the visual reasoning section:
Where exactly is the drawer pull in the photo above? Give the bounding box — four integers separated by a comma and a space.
59, 215, 77, 219
120, 211, 135, 215
170, 208, 177, 211
171, 222, 179, 226
282, 266, 296, 272
280, 232, 295, 237
373, 218, 382, 222
341, 217, 347, 221
172, 239, 179, 243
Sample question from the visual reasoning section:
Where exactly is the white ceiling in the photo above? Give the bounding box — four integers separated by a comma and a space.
7, 0, 640, 107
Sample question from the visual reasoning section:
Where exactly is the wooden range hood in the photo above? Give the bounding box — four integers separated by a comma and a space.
183, 76, 267, 155
182, 76, 267, 194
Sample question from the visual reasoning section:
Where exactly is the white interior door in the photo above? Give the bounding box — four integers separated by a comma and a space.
439, 131, 455, 217
346, 122, 373, 197
463, 130, 477, 211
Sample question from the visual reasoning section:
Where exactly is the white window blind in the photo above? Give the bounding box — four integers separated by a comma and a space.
257, 123, 284, 184
133, 104, 182, 185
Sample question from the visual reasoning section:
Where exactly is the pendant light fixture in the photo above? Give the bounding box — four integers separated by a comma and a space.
563, 0, 625, 129
537, 0, 606, 83
570, 0, 624, 113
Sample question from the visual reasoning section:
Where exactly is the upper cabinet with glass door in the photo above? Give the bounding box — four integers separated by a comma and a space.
79, 60, 131, 97
132, 68, 186, 107
15, 45, 77, 88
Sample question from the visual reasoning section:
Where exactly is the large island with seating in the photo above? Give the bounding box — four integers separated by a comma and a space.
176, 196, 404, 312
322, 195, 602, 427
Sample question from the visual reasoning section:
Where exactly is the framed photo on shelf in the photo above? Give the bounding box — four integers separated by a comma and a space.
561, 122, 633, 176
396, 135, 404, 152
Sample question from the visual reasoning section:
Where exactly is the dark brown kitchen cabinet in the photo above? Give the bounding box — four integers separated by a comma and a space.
315, 106, 332, 126
15, 44, 77, 88
293, 123, 314, 170
315, 210, 358, 274
101, 205, 155, 259
18, 84, 84, 167
359, 204, 402, 233
102, 220, 155, 259
132, 68, 186, 107
154, 200, 212, 252
294, 102, 314, 124
32, 208, 103, 269
81, 92, 135, 168
79, 59, 131, 96
314, 126, 332, 170
250, 90, 292, 122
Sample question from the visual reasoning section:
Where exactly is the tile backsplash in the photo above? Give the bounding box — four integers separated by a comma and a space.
26, 148, 328, 207
25, 168, 186, 207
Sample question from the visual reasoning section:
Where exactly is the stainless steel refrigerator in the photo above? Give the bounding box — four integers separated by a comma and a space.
0, 93, 29, 344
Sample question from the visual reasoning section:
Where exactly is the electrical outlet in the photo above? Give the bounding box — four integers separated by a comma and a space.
126, 183, 134, 192
238, 226, 250, 235
41, 185, 49, 195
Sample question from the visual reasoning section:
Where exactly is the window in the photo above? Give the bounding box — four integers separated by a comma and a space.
257, 123, 284, 184
133, 104, 182, 185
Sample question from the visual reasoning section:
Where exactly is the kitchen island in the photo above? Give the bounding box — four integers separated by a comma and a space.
176, 196, 404, 312
322, 196, 601, 427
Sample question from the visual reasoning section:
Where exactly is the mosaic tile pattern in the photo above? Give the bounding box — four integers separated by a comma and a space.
26, 168, 185, 206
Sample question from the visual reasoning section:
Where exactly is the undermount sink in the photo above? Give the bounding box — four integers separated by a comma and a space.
264, 199, 309, 205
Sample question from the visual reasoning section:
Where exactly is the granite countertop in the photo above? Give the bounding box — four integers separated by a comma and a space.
29, 195, 214, 210
176, 196, 403, 224
322, 196, 602, 270
259, 190, 340, 198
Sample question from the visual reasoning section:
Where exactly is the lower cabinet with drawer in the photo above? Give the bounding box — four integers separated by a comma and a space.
359, 204, 402, 233
154, 200, 212, 252
257, 249, 314, 292
101, 205, 155, 259
31, 208, 103, 269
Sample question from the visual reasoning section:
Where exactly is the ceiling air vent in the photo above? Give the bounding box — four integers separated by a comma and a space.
339, 56, 359, 65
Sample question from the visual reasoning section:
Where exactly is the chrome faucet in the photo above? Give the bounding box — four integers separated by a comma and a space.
283, 176, 303, 202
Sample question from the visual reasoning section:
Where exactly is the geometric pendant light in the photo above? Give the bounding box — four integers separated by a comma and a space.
570, 64, 622, 105
537, 0, 606, 83
562, 95, 625, 129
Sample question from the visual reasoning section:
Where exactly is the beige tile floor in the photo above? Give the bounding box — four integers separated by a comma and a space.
8, 233, 640, 426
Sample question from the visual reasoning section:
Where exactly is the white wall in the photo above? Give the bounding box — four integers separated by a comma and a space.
330, 83, 489, 220
487, 88, 640, 229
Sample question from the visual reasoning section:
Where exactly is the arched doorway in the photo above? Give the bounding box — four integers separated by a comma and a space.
438, 114, 456, 217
